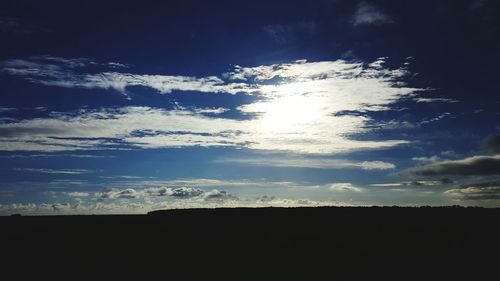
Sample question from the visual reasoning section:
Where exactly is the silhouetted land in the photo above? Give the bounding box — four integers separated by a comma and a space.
2, 206, 499, 278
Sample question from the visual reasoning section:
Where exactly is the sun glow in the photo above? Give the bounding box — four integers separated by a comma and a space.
258, 94, 325, 134
237, 81, 330, 135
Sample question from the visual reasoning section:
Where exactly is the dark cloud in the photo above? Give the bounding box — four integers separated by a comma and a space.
439, 178, 455, 184
51, 203, 72, 211
203, 190, 238, 201
445, 181, 500, 200
404, 155, 500, 177
484, 135, 500, 154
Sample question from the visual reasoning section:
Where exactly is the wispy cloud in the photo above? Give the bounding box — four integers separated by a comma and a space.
412, 155, 442, 163
65, 192, 90, 197
350, 2, 394, 26
0, 154, 112, 158
420, 113, 451, 125
263, 20, 318, 44
0, 57, 247, 95
370, 180, 452, 188
214, 156, 395, 170
0, 17, 52, 33
11, 168, 94, 174
414, 98, 459, 103
0, 57, 422, 154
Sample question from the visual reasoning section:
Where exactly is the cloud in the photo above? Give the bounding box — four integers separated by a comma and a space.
100, 188, 139, 199
214, 156, 395, 170
412, 155, 442, 163
203, 189, 238, 201
445, 181, 500, 200
50, 203, 72, 211
0, 57, 422, 154
358, 161, 395, 170
351, 2, 394, 26
0, 17, 52, 33
263, 20, 318, 44
412, 150, 462, 163
11, 168, 93, 174
108, 178, 303, 190
169, 187, 205, 198
0, 195, 347, 215
420, 113, 451, 125
0, 178, 363, 215
484, 135, 500, 153
192, 107, 229, 115
0, 58, 249, 95
370, 179, 452, 188
65, 192, 90, 197
403, 155, 500, 177
0, 107, 17, 113
378, 120, 419, 130
414, 98, 459, 103
328, 183, 362, 192
144, 186, 173, 196
0, 154, 111, 158
100, 186, 227, 200
28, 55, 97, 68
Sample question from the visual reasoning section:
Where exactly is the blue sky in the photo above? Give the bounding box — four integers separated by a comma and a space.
0, 0, 499, 214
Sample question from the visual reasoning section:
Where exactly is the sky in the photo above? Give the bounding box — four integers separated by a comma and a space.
0, 0, 499, 214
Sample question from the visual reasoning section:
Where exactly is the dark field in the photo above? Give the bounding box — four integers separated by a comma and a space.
2, 207, 499, 278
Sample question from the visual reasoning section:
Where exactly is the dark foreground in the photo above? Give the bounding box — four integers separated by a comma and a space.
2, 207, 499, 278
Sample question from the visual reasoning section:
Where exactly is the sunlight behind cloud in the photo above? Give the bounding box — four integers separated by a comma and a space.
0, 58, 419, 154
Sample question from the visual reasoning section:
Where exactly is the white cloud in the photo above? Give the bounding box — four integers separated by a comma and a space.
412, 155, 442, 163
103, 178, 302, 190
99, 186, 222, 200
420, 113, 451, 125
168, 187, 205, 198
0, 180, 352, 215
65, 192, 90, 197
192, 107, 229, 114
328, 183, 361, 192
144, 186, 173, 196
0, 195, 348, 215
99, 188, 139, 199
0, 57, 422, 154
215, 156, 395, 170
0, 107, 17, 113
414, 98, 458, 103
358, 161, 395, 170
369, 183, 403, 187
351, 2, 394, 26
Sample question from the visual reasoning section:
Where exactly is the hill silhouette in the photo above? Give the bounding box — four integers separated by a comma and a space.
1, 206, 499, 278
